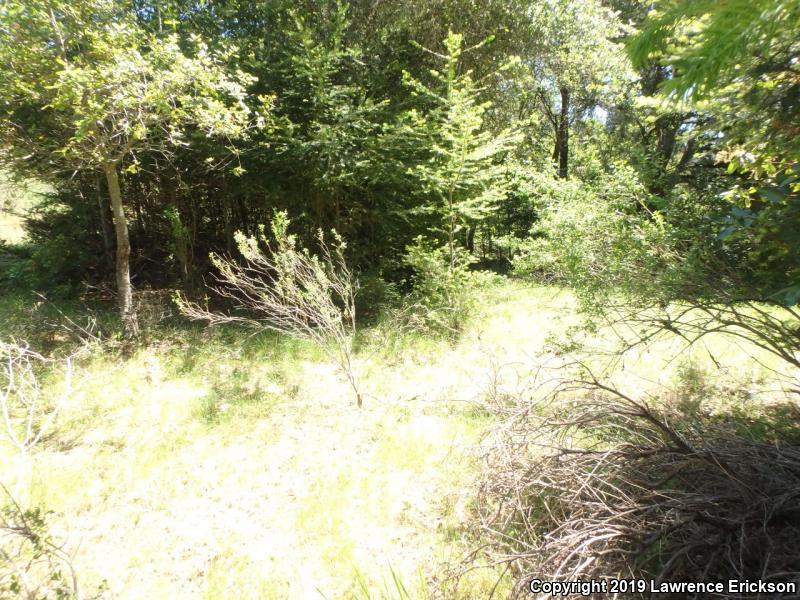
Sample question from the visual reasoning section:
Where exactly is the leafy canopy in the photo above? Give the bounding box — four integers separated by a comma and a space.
0, 0, 260, 173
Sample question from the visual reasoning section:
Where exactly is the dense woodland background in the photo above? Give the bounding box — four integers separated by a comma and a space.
0, 0, 796, 320
0, 0, 799, 598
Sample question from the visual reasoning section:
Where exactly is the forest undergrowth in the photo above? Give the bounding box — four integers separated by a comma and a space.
1, 0, 799, 597
2, 278, 797, 599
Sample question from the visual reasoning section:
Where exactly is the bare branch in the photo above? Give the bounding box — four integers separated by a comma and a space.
465, 359, 800, 597
177, 214, 363, 406
0, 342, 78, 455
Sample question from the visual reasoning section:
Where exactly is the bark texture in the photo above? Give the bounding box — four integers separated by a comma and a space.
103, 162, 138, 337
557, 86, 570, 179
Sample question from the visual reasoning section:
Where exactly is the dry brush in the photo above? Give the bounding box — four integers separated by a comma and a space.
177, 212, 363, 406
470, 363, 800, 598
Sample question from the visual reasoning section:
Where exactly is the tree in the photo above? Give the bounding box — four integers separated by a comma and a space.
629, 0, 800, 166
522, 0, 632, 178
268, 2, 390, 234
0, 0, 256, 336
398, 32, 518, 269
629, 0, 800, 304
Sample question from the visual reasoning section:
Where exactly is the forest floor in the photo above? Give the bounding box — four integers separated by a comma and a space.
1, 213, 795, 599
2, 280, 792, 599
0, 283, 580, 599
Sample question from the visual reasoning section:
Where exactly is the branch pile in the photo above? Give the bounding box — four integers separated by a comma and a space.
474, 376, 800, 598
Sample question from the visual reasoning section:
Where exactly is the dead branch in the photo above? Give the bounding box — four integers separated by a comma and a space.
0, 342, 76, 454
471, 363, 800, 598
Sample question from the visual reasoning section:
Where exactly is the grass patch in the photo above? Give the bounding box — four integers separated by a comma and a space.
1, 280, 795, 598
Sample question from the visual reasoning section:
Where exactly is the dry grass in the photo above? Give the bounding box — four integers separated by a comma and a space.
0, 281, 571, 599
2, 281, 797, 598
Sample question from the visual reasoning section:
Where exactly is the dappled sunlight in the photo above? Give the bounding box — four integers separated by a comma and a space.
0, 0, 797, 593
1, 282, 796, 598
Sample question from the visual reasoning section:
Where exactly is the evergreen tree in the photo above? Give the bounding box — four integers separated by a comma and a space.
398, 32, 518, 269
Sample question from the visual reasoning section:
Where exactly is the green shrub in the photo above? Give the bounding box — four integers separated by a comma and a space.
512, 167, 710, 312
403, 237, 493, 336
513, 164, 782, 317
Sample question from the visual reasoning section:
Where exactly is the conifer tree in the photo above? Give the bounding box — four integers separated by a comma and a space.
399, 32, 518, 269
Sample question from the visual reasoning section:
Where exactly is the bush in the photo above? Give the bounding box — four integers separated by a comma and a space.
513, 164, 788, 320
19, 191, 109, 295
402, 237, 493, 337
354, 271, 402, 324
178, 211, 363, 406
512, 167, 724, 311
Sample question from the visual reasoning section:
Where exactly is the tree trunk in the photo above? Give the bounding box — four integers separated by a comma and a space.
169, 187, 193, 294
447, 216, 455, 271
103, 162, 138, 338
466, 223, 476, 253
221, 195, 234, 256
557, 86, 570, 179
447, 191, 456, 271
648, 113, 685, 196
95, 175, 114, 271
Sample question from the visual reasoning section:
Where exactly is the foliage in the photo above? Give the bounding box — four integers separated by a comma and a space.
270, 2, 388, 196
178, 211, 363, 406
1, 487, 79, 599
397, 31, 518, 268
629, 0, 800, 305
629, 0, 799, 112
0, 0, 643, 297
526, 0, 632, 100
12, 191, 106, 294
0, 0, 256, 173
519, 0, 634, 178
513, 167, 678, 309
717, 166, 800, 305
403, 237, 492, 337
0, 0, 260, 336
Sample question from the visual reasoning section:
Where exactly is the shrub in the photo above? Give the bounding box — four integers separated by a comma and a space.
402, 237, 492, 337
19, 191, 108, 295
178, 211, 363, 406
354, 271, 402, 324
511, 167, 729, 313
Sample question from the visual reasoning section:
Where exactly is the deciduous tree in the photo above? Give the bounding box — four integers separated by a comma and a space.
0, 0, 258, 335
